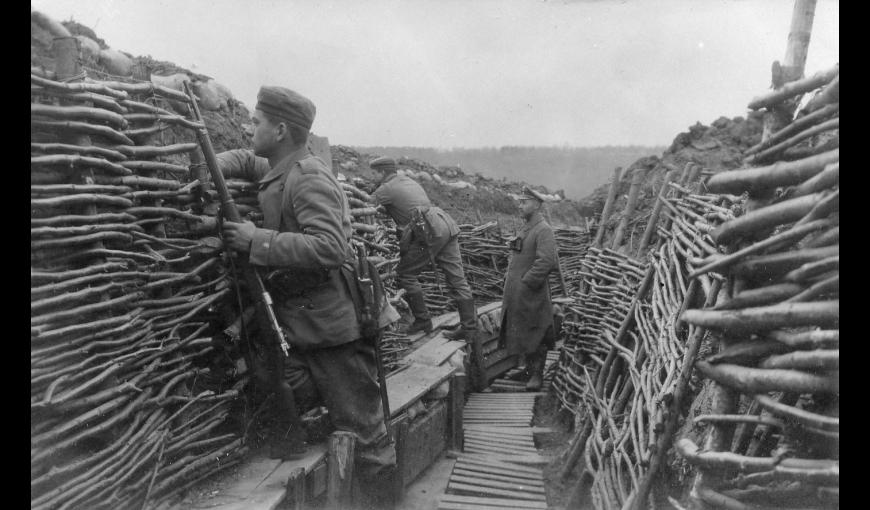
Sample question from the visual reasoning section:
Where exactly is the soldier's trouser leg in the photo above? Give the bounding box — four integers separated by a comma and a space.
264, 344, 306, 459
286, 339, 397, 478
397, 242, 436, 332
436, 236, 477, 340
434, 236, 473, 302
396, 241, 431, 296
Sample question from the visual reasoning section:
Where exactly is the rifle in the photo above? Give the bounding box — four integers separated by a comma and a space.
356, 246, 394, 441
182, 81, 291, 357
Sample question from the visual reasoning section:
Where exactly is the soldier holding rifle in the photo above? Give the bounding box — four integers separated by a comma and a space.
214, 86, 395, 479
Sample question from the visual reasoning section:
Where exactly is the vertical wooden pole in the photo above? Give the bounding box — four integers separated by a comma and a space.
686, 163, 703, 190
636, 170, 679, 257
654, 162, 695, 252
326, 431, 356, 510
610, 167, 645, 251
544, 206, 569, 297
392, 415, 409, 497
581, 167, 623, 295
677, 162, 694, 186
52, 37, 105, 253
287, 467, 306, 510
782, 0, 817, 82
592, 167, 623, 247
762, 0, 817, 142
447, 373, 466, 452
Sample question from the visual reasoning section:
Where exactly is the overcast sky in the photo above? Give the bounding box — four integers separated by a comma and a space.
31, 0, 838, 148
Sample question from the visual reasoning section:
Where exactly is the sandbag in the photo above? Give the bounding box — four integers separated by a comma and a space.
192, 79, 226, 110
445, 180, 476, 190
98, 48, 133, 76
150, 73, 192, 114
150, 72, 191, 91
75, 35, 101, 64
31, 10, 71, 38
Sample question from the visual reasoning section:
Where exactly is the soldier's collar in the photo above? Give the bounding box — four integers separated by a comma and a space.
258, 146, 311, 185
523, 212, 544, 228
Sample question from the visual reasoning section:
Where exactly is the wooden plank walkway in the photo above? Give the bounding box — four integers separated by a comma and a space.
438, 385, 550, 510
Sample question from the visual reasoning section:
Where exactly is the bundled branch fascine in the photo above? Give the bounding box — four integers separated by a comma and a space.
31, 68, 247, 510
674, 65, 839, 510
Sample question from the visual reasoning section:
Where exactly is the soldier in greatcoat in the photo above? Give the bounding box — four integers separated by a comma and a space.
216, 86, 395, 480
499, 186, 559, 390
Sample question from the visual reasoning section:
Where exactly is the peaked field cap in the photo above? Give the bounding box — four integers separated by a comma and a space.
369, 156, 398, 172
520, 185, 547, 202
256, 86, 316, 130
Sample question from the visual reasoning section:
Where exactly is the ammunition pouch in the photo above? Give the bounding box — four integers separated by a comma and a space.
264, 267, 331, 301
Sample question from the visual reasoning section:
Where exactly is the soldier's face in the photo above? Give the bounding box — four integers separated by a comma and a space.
518, 199, 540, 219
372, 168, 385, 184
251, 109, 280, 158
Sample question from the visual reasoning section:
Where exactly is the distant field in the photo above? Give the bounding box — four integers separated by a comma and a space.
353, 145, 667, 200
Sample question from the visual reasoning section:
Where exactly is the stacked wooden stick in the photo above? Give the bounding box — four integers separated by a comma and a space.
31, 70, 247, 510
676, 65, 839, 510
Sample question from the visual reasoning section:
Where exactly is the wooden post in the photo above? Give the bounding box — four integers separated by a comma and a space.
782, 0, 817, 82
468, 331, 488, 391
287, 467, 306, 510
678, 162, 694, 186
592, 167, 623, 247
544, 206, 569, 297
653, 162, 695, 252
392, 415, 409, 496
636, 170, 679, 257
326, 431, 356, 509
447, 373, 466, 452
610, 167, 645, 251
686, 163, 703, 190
51, 37, 104, 251
762, 0, 817, 142
581, 167, 623, 295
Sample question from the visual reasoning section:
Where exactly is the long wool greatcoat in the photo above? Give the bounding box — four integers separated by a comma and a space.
500, 212, 558, 355
217, 148, 361, 349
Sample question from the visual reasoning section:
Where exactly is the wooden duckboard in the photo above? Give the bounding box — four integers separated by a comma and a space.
191, 444, 327, 510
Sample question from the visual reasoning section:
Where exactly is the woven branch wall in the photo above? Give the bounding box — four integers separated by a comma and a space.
551, 63, 838, 510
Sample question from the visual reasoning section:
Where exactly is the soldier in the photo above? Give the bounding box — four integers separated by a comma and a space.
368, 157, 478, 340
500, 186, 559, 391
217, 86, 395, 479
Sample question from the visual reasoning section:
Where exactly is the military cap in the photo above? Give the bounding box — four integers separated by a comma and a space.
519, 185, 547, 202
369, 156, 398, 173
256, 86, 316, 130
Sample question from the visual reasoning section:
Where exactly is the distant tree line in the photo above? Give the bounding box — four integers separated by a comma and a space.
353, 145, 666, 200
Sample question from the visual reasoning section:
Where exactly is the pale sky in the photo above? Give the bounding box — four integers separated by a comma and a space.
31, 0, 839, 148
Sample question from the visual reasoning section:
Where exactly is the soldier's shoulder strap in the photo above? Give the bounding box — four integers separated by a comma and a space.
279, 155, 339, 228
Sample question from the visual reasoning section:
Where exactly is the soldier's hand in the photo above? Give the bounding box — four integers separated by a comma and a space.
222, 220, 256, 253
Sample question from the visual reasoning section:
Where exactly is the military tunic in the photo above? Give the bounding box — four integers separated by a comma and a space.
373, 173, 472, 300
217, 149, 391, 472
217, 147, 361, 348
500, 212, 558, 355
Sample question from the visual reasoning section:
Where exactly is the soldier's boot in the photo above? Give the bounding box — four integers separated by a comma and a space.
443, 298, 477, 341
525, 345, 548, 392
403, 291, 433, 334
269, 383, 308, 460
